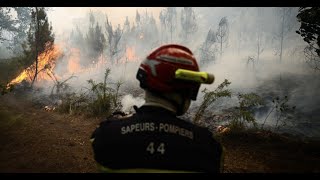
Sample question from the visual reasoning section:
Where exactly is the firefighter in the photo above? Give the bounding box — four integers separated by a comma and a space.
91, 44, 224, 173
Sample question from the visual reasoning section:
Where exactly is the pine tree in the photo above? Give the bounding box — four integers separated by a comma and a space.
180, 7, 198, 43
216, 17, 229, 59
24, 7, 54, 87
86, 12, 106, 62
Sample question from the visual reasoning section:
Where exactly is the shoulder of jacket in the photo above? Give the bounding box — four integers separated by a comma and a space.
100, 113, 135, 124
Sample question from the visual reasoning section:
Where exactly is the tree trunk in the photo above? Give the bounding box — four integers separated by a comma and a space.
220, 39, 222, 59
257, 43, 260, 62
109, 44, 113, 65
31, 7, 40, 88
279, 9, 285, 63
238, 32, 241, 55
170, 22, 172, 43
160, 25, 162, 44
257, 32, 260, 62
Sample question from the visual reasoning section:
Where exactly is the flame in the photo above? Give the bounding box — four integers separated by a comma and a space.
9, 70, 30, 85
7, 39, 141, 89
68, 48, 81, 73
55, 48, 109, 79
8, 44, 62, 86
116, 46, 140, 64
65, 49, 108, 75
125, 47, 137, 62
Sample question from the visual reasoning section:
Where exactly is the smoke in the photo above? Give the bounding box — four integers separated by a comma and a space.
192, 49, 320, 137
10, 7, 319, 138
47, 7, 163, 36
121, 94, 145, 113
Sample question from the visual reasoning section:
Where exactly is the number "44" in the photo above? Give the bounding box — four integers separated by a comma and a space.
146, 142, 165, 155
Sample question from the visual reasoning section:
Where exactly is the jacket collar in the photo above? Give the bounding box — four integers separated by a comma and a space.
137, 105, 177, 117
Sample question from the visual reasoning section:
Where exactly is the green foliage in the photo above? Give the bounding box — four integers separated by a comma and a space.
110, 80, 124, 109
263, 96, 296, 131
11, 7, 32, 53
21, 7, 55, 87
180, 7, 198, 40
193, 79, 231, 124
0, 8, 19, 42
56, 92, 88, 115
296, 7, 320, 70
70, 25, 85, 51
48, 73, 75, 98
105, 16, 122, 63
86, 68, 122, 117
0, 56, 28, 84
216, 16, 229, 57
296, 7, 320, 57
262, 96, 296, 130
227, 117, 246, 132
0, 55, 33, 95
229, 93, 264, 132
55, 68, 123, 117
85, 12, 106, 60
0, 7, 32, 52
24, 7, 54, 56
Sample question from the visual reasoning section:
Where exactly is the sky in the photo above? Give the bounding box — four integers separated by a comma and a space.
47, 7, 163, 35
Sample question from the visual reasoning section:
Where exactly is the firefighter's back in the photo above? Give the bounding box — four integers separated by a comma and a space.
91, 106, 223, 173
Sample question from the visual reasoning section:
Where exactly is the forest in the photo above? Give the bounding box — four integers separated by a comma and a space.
0, 7, 319, 173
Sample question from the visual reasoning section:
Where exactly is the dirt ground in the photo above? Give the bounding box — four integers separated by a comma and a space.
0, 94, 99, 173
0, 93, 319, 173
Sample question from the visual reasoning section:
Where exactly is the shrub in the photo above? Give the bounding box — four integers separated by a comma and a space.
86, 68, 123, 117
193, 79, 232, 124
262, 95, 296, 131
228, 93, 264, 132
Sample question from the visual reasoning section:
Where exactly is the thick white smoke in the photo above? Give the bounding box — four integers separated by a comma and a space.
33, 7, 319, 138
121, 94, 145, 113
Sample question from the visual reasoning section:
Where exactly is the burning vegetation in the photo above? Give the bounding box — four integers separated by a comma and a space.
8, 44, 62, 86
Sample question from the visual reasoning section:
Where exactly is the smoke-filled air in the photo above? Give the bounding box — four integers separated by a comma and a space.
1, 7, 320, 173
1, 7, 319, 136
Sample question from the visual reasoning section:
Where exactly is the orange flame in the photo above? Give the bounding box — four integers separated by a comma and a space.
68, 48, 81, 73
9, 44, 62, 86
125, 46, 137, 62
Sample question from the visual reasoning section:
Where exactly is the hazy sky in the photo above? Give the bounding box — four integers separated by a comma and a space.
47, 7, 163, 35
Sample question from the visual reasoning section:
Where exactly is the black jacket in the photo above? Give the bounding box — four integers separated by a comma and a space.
91, 105, 223, 173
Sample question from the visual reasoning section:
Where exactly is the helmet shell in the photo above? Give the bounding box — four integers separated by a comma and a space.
136, 44, 200, 100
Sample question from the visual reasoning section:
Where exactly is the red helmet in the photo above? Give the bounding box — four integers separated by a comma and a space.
136, 44, 200, 100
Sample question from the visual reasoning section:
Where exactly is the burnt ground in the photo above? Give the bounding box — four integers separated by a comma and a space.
0, 93, 319, 173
